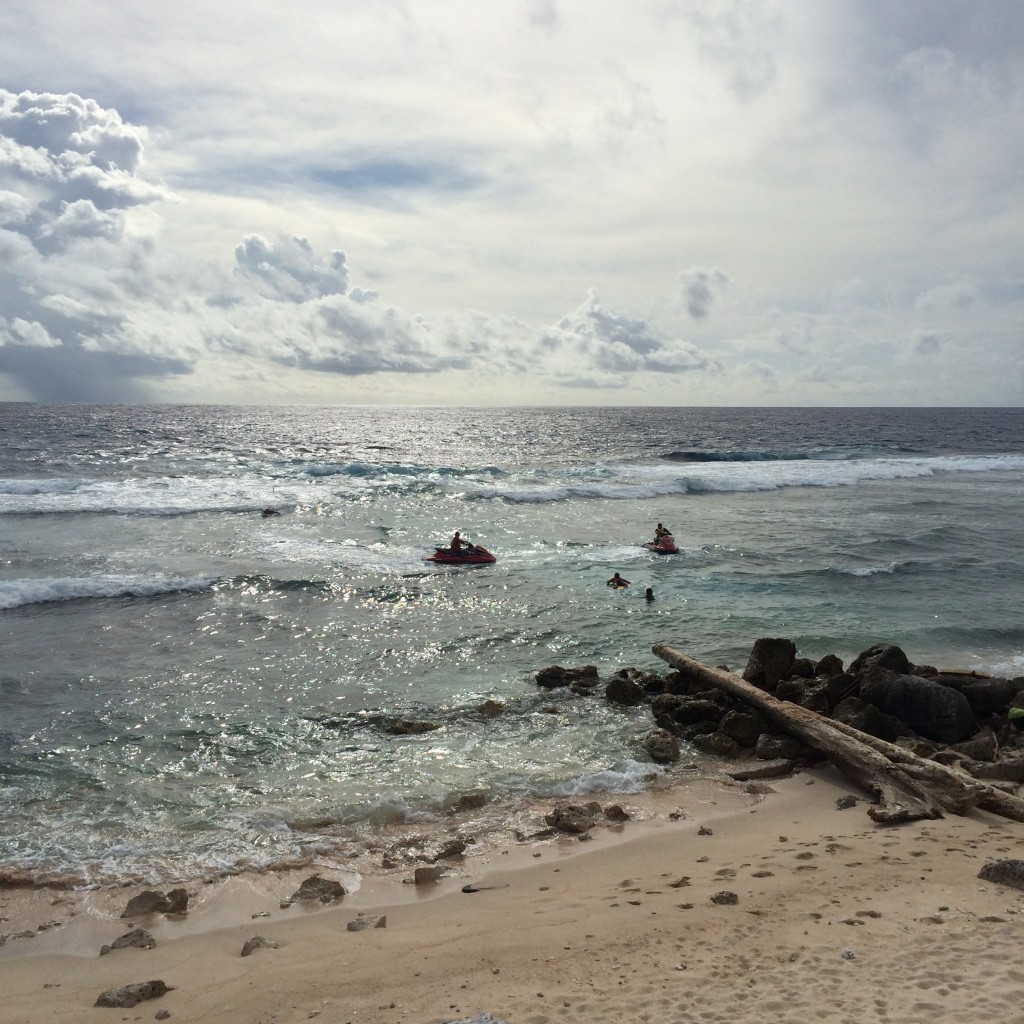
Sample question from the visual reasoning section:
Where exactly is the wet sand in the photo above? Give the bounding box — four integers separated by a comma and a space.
2, 766, 1023, 1024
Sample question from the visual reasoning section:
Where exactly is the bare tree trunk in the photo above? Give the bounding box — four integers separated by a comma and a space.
652, 643, 1024, 824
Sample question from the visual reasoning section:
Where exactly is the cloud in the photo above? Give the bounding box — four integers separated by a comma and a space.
912, 330, 941, 356
233, 234, 350, 301
0, 2, 1021, 407
678, 267, 729, 321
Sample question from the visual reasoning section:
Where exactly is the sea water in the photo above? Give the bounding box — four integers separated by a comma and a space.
2, 404, 1023, 887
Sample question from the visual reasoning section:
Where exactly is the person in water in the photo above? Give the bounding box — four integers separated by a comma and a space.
645, 586, 655, 602
607, 572, 630, 588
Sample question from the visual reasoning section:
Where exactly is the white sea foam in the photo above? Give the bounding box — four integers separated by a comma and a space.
834, 562, 900, 577
472, 454, 1024, 504
0, 574, 216, 610
548, 759, 663, 797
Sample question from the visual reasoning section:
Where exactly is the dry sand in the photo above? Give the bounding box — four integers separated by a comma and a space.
2, 766, 1024, 1024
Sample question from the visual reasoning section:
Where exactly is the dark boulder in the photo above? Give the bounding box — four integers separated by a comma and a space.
638, 727, 680, 763
290, 875, 345, 903
605, 674, 648, 707
691, 732, 742, 758
535, 665, 599, 689
791, 658, 816, 679
849, 643, 912, 676
832, 696, 907, 743
742, 638, 796, 692
612, 667, 667, 694
678, 719, 721, 741
754, 733, 810, 760
858, 668, 975, 744
717, 709, 762, 747
816, 653, 845, 678
932, 674, 1020, 719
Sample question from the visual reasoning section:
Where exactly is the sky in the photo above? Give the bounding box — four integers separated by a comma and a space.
0, 1, 1022, 406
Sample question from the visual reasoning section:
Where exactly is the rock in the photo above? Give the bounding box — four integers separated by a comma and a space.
453, 791, 489, 812
742, 637, 796, 692
978, 860, 1024, 891
691, 732, 741, 758
651, 695, 726, 727
535, 665, 599, 689
94, 980, 171, 1008
346, 914, 387, 931
831, 696, 906, 742
934, 673, 1019, 718
604, 674, 648, 706
791, 658, 816, 679
849, 643, 912, 676
612, 667, 667, 694
240, 935, 279, 957
545, 802, 601, 834
99, 928, 156, 955
414, 866, 444, 885
858, 668, 975, 744
754, 733, 808, 761
432, 838, 470, 861
816, 653, 844, 678
717, 709, 762, 747
604, 803, 630, 822
121, 890, 189, 919
950, 728, 999, 763
710, 891, 738, 905
638, 727, 680, 764
387, 719, 441, 735
477, 700, 505, 719
290, 876, 346, 903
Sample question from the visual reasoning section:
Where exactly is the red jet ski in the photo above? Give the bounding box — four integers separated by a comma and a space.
425, 544, 497, 564
643, 533, 679, 554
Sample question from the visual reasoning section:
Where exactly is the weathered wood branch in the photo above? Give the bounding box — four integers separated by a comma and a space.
820, 713, 1024, 822
652, 643, 1024, 825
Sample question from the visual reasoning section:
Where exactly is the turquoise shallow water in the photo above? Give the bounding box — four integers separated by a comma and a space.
1, 404, 1023, 885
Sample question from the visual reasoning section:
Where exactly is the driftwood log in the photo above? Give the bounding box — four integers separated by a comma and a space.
653, 643, 1024, 825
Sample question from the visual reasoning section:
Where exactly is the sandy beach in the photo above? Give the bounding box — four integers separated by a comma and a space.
2, 765, 1023, 1024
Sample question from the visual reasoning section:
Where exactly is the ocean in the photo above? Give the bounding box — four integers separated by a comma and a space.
2, 403, 1023, 889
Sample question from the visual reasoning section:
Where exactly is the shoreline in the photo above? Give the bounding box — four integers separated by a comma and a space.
3, 766, 1024, 1023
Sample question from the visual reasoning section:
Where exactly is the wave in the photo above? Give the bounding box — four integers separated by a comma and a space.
662, 449, 815, 463
827, 561, 901, 578
0, 574, 218, 610
468, 454, 1024, 504
3, 454, 1023, 516
0, 477, 89, 495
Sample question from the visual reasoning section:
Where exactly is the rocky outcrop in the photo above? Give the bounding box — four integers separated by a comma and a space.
532, 640, 1024, 804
